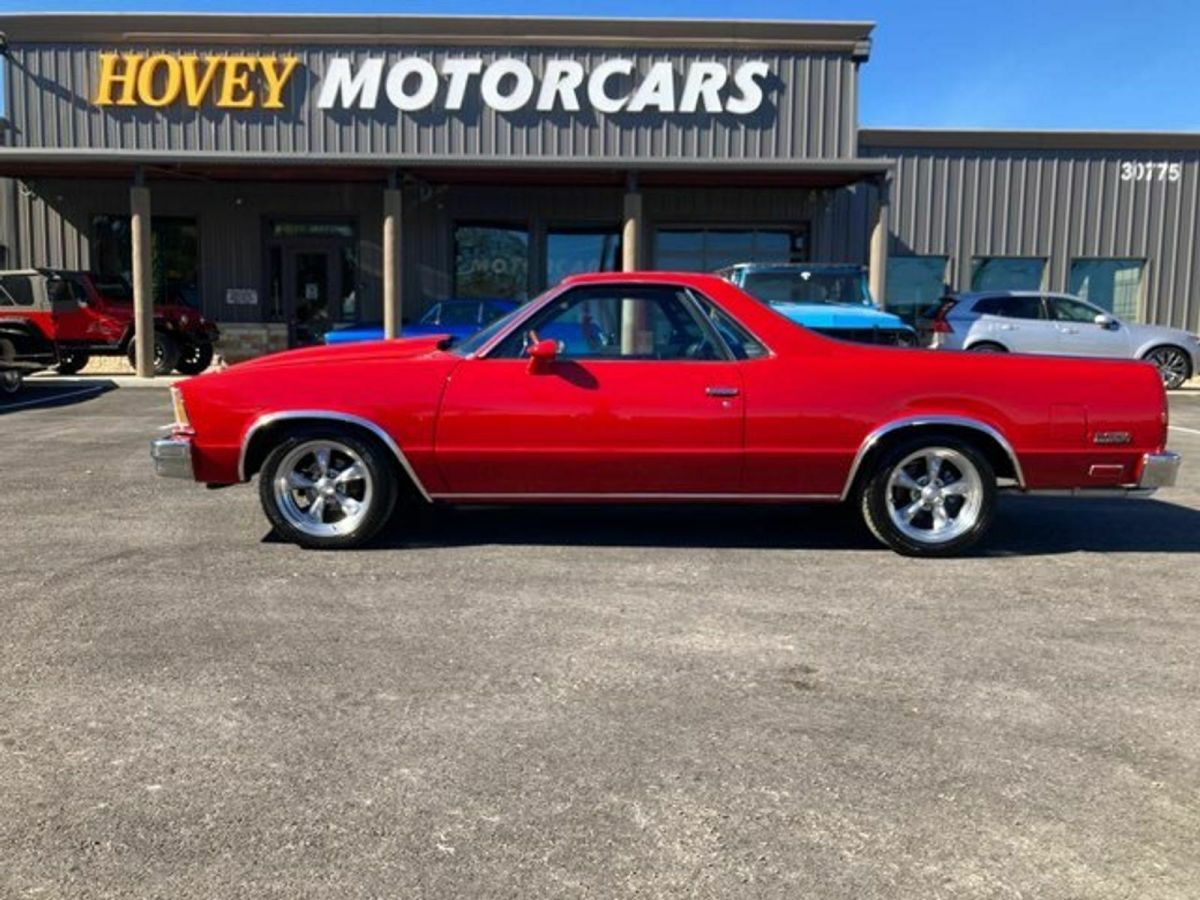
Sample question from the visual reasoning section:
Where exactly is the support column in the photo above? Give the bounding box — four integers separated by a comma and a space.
868, 175, 891, 307
130, 171, 154, 378
621, 173, 643, 271
382, 172, 403, 340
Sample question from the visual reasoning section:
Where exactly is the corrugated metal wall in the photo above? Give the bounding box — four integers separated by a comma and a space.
860, 141, 1200, 330
6, 43, 859, 160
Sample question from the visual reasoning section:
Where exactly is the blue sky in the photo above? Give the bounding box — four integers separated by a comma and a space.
3, 0, 1198, 131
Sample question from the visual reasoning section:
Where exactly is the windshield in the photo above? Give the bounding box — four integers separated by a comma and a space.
741, 270, 870, 306
91, 275, 134, 301
450, 299, 538, 356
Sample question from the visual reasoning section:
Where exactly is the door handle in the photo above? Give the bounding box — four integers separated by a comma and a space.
706, 386, 740, 397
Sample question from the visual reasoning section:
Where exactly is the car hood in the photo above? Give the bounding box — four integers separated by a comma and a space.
230, 335, 450, 371
771, 302, 909, 329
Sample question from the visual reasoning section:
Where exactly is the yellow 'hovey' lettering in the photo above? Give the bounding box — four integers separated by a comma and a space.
94, 53, 300, 109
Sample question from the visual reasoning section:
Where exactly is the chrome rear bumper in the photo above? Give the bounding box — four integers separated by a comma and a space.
151, 433, 194, 479
1139, 450, 1181, 489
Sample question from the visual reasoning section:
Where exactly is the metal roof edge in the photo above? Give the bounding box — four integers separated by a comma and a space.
859, 127, 1200, 152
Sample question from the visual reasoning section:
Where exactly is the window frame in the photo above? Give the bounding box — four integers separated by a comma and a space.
482, 283, 740, 363
652, 224, 811, 272
1066, 257, 1147, 323
968, 255, 1049, 293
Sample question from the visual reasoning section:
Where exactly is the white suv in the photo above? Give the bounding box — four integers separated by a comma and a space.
928, 291, 1199, 389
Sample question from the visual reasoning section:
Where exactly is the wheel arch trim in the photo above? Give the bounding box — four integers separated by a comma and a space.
839, 415, 1026, 501
237, 409, 431, 502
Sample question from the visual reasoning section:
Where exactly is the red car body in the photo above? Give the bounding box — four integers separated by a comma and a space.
153, 272, 1181, 554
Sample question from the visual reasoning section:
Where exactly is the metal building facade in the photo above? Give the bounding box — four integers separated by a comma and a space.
860, 130, 1200, 331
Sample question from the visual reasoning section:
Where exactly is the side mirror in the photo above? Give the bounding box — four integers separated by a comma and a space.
1094, 313, 1116, 329
526, 337, 559, 372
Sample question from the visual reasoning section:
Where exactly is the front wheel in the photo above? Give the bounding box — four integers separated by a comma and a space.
860, 436, 997, 557
258, 429, 398, 549
55, 349, 90, 374
1, 369, 22, 394
174, 339, 214, 375
1143, 345, 1192, 390
126, 332, 180, 376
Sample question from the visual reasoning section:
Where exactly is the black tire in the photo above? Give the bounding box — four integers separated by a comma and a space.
258, 427, 398, 549
126, 331, 180, 376
1141, 345, 1192, 391
967, 341, 1007, 353
55, 349, 90, 374
1, 369, 21, 395
174, 339, 214, 375
859, 433, 997, 557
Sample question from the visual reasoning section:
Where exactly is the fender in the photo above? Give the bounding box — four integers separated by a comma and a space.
839, 415, 1026, 501
237, 409, 432, 502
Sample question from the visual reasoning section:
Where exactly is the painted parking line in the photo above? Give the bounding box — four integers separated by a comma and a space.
1168, 425, 1200, 436
0, 385, 109, 413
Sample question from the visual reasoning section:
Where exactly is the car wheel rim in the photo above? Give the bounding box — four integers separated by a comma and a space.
885, 447, 984, 545
1148, 349, 1189, 387
1, 371, 20, 393
272, 440, 374, 538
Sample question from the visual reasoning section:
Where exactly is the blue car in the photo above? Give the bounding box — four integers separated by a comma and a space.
324, 298, 520, 345
716, 263, 917, 346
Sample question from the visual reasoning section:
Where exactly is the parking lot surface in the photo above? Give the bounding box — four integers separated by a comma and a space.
3, 382, 1200, 898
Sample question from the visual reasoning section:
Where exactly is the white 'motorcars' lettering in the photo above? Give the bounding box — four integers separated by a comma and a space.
316, 56, 772, 115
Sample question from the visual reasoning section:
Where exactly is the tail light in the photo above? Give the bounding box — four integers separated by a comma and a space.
930, 298, 957, 334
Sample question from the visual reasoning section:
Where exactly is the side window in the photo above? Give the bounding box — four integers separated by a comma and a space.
490, 285, 723, 361
1050, 297, 1102, 323
0, 275, 35, 306
977, 296, 1044, 320
687, 291, 769, 360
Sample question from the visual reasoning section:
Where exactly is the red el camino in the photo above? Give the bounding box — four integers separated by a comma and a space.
151, 272, 1182, 556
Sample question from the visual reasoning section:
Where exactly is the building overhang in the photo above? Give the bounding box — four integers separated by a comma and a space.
0, 13, 874, 57
0, 151, 893, 189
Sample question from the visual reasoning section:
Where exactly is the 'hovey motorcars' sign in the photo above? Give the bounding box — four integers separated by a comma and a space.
93, 53, 773, 116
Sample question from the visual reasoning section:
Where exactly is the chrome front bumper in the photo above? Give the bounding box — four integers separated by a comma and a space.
1139, 450, 1182, 489
151, 433, 194, 479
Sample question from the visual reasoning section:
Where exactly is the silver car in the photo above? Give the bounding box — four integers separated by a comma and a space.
928, 291, 1199, 389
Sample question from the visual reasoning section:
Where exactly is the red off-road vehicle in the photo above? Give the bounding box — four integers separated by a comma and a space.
0, 269, 219, 376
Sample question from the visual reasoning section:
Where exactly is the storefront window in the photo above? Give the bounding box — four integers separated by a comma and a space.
886, 256, 949, 323
1068, 258, 1145, 321
545, 228, 621, 285
454, 224, 530, 300
970, 256, 1046, 292
91, 215, 200, 308
654, 227, 809, 272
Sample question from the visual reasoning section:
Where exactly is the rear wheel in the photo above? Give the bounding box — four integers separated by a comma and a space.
1142, 345, 1192, 390
126, 332, 180, 376
258, 429, 398, 549
55, 349, 90, 374
967, 341, 1007, 353
1, 370, 21, 394
174, 339, 214, 375
860, 435, 997, 557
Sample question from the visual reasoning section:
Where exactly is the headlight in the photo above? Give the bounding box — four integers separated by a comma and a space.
170, 386, 190, 427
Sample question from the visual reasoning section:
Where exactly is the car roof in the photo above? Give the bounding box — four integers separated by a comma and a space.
720, 262, 866, 272
560, 271, 734, 289
954, 290, 1080, 302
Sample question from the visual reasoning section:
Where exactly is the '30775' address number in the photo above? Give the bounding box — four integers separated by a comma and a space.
1120, 161, 1183, 182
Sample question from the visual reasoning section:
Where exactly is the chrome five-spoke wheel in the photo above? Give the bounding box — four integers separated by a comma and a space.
860, 435, 997, 557
1144, 346, 1192, 391
885, 447, 984, 545
258, 428, 399, 549
272, 440, 374, 537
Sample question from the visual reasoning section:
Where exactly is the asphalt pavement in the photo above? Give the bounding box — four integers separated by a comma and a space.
2, 380, 1199, 898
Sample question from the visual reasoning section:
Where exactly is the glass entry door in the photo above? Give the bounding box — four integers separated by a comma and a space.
285, 248, 339, 347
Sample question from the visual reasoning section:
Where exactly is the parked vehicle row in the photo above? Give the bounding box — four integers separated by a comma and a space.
152, 272, 1180, 557
926, 291, 1198, 389
0, 269, 221, 377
